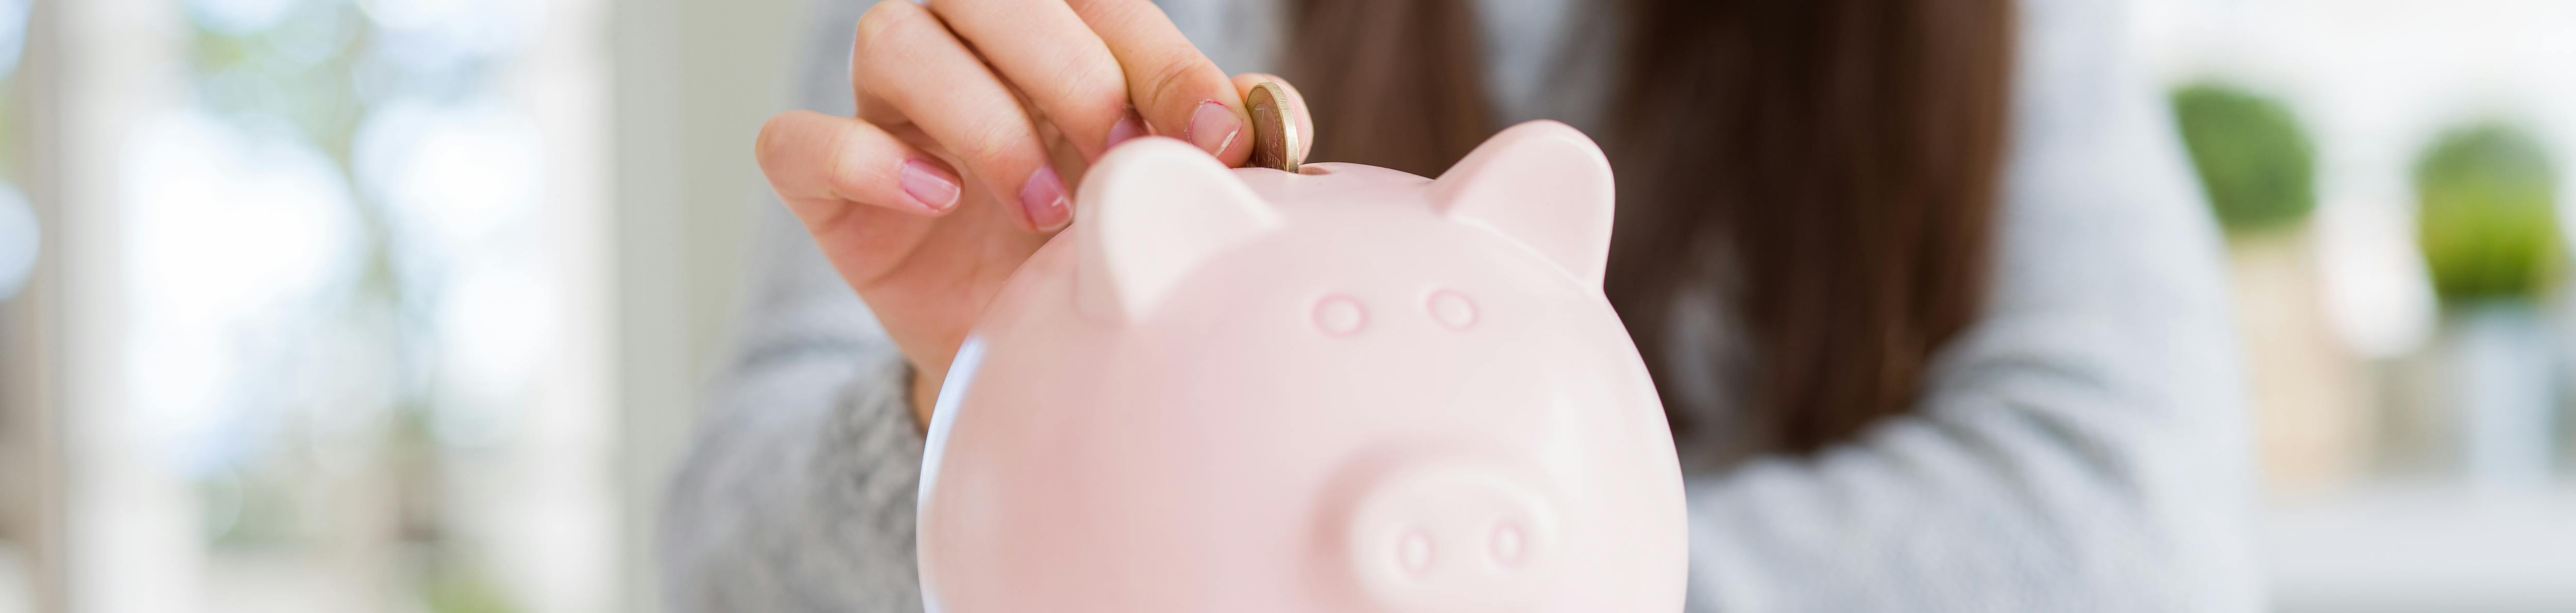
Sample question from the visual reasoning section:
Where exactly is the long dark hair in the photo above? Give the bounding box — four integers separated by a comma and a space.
1288, 0, 2014, 454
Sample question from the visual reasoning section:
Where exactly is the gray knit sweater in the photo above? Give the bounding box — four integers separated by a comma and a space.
659, 0, 2262, 610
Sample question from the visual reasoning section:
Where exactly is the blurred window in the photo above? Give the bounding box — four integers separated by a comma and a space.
54, 0, 613, 611
3, 0, 42, 610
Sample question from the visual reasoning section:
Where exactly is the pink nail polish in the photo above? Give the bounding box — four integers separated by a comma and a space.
1106, 110, 1146, 151
1019, 165, 1072, 231
1185, 100, 1240, 156
900, 159, 961, 212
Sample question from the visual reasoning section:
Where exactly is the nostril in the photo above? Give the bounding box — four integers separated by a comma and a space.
1398, 530, 1435, 574
1313, 294, 1366, 336
1489, 523, 1525, 567
1344, 460, 1558, 607
1426, 290, 1477, 330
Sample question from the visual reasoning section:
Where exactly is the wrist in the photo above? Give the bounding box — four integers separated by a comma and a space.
907, 363, 942, 432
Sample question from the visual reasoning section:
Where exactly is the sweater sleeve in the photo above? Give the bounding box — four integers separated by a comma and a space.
655, 202, 930, 613
1679, 0, 2262, 610
655, 2, 930, 610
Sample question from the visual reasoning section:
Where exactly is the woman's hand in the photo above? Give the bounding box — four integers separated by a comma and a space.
754, 0, 1313, 423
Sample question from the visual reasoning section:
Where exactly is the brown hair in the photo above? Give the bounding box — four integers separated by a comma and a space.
1287, 0, 2014, 454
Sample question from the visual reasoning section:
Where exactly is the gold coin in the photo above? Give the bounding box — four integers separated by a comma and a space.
1246, 81, 1301, 172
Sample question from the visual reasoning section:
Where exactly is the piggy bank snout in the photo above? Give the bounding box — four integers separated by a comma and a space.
1344, 461, 1560, 612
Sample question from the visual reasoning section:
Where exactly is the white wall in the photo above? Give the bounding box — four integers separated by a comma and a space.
608, 0, 803, 609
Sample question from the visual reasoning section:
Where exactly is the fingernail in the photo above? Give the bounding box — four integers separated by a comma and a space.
899, 159, 960, 213
1106, 109, 1146, 151
1019, 165, 1072, 231
1185, 100, 1240, 156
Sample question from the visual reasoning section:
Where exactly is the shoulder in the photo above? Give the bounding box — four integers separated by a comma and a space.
2008, 0, 2146, 150
1982, 0, 2244, 417
1993, 0, 2217, 288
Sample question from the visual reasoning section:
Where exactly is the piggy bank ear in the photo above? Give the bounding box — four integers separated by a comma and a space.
1428, 121, 1615, 286
1074, 137, 1279, 322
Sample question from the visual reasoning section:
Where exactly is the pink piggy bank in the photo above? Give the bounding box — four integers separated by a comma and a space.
917, 121, 1687, 612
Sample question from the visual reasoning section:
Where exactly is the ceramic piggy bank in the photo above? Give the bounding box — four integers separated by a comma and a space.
917, 121, 1686, 612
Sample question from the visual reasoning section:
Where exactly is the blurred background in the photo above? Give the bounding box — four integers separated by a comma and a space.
0, 0, 2570, 611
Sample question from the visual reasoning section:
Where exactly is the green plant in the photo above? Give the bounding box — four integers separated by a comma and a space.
421, 564, 521, 613
2416, 121, 2562, 305
2171, 80, 2319, 234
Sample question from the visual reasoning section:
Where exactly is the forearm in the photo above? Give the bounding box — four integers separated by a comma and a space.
1680, 333, 2255, 611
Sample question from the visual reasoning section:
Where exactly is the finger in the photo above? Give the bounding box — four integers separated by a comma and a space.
926, 0, 1142, 161
1231, 73, 1314, 157
1065, 0, 1252, 164
756, 110, 963, 220
852, 1, 1072, 232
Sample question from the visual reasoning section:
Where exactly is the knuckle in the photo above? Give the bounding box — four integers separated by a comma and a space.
854, 1, 932, 63
826, 167, 878, 204
1137, 49, 1214, 109
917, 0, 985, 22
1066, 0, 1139, 27
818, 129, 863, 194
953, 120, 1025, 168
1049, 55, 1129, 120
